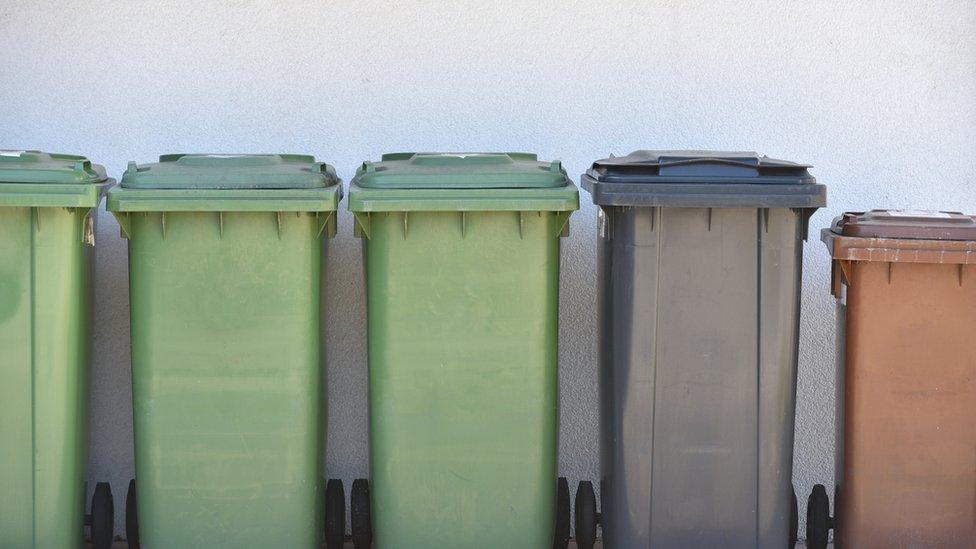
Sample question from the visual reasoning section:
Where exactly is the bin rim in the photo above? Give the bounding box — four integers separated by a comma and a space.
348, 152, 579, 212
581, 150, 825, 208
822, 211, 976, 266
108, 154, 343, 212
0, 179, 115, 208
0, 150, 113, 207
347, 182, 579, 212
106, 184, 343, 212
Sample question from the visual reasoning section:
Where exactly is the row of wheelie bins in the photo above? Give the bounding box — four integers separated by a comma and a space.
1, 149, 973, 548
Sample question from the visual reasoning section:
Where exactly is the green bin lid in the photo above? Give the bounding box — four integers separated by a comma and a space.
121, 154, 336, 189
0, 150, 112, 208
107, 154, 342, 212
348, 153, 578, 212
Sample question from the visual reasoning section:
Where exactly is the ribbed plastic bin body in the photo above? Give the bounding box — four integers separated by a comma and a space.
107, 154, 340, 549
582, 151, 825, 548
0, 151, 111, 549
349, 153, 578, 549
824, 211, 976, 548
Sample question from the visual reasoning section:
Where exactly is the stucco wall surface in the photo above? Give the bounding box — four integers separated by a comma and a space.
2, 0, 975, 539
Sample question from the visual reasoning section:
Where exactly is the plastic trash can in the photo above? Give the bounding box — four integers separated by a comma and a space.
809, 210, 976, 548
0, 150, 114, 549
581, 151, 825, 548
348, 152, 578, 549
106, 154, 341, 549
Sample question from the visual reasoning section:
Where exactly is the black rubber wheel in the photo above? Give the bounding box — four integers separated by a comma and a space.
324, 479, 346, 549
574, 481, 597, 549
351, 478, 372, 549
789, 485, 798, 547
806, 484, 831, 549
552, 477, 570, 549
90, 482, 114, 549
126, 479, 140, 549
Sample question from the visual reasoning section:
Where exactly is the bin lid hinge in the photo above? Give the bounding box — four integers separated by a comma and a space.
518, 211, 524, 239
460, 211, 466, 238
160, 212, 168, 239
353, 212, 371, 239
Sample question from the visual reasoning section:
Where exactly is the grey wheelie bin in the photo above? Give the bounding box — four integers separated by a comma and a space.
580, 151, 825, 548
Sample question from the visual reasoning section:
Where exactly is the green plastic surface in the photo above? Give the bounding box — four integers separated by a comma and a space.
0, 150, 108, 549
116, 156, 338, 548
353, 153, 577, 548
0, 150, 111, 208
348, 153, 578, 212
0, 207, 96, 549
108, 154, 341, 212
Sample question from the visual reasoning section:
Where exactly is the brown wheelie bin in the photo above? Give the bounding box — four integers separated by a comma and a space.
808, 210, 976, 548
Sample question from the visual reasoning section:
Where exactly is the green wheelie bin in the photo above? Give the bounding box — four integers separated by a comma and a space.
0, 150, 114, 549
106, 154, 341, 549
347, 153, 579, 549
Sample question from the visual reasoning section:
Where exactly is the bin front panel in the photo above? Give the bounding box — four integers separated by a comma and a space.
599, 206, 802, 548
0, 206, 90, 549
838, 261, 976, 547
365, 211, 560, 549
127, 211, 323, 549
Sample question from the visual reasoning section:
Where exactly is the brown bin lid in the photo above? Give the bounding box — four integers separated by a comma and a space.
823, 209, 976, 265
835, 210, 976, 240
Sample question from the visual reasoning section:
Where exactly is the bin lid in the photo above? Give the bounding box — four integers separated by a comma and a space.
107, 154, 341, 213
348, 153, 579, 212
831, 210, 976, 240
354, 153, 569, 189
0, 150, 108, 185
581, 150, 825, 208
120, 154, 336, 189
823, 210, 976, 266
0, 150, 112, 208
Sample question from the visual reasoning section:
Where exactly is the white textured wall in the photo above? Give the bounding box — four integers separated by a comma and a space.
2, 0, 976, 539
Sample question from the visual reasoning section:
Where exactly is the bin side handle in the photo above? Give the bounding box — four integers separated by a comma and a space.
353, 212, 371, 239
112, 212, 131, 239
316, 211, 337, 239
793, 207, 817, 241
555, 211, 571, 238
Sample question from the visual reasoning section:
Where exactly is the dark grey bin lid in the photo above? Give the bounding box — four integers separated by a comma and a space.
582, 150, 826, 208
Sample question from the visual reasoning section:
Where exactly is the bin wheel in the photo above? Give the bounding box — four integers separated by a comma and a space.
574, 481, 598, 549
789, 485, 798, 547
324, 479, 346, 549
552, 477, 570, 549
351, 478, 372, 548
806, 484, 832, 549
90, 482, 114, 549
126, 479, 140, 549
